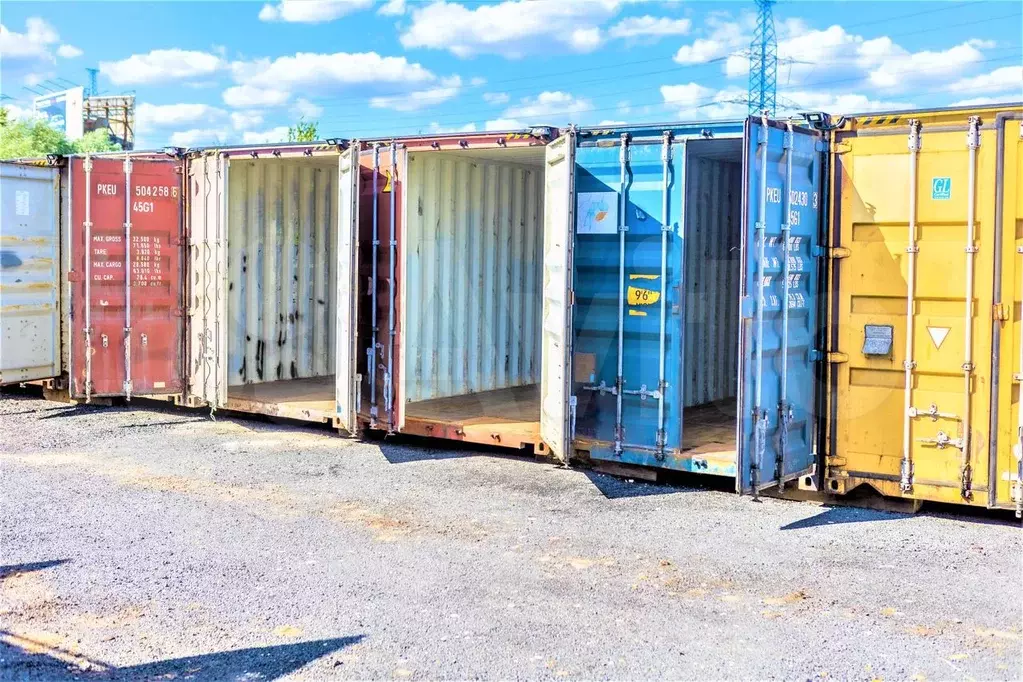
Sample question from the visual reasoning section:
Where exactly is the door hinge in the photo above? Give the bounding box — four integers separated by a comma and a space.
740, 295, 756, 319
809, 350, 848, 363
814, 139, 828, 152
172, 307, 186, 318
812, 246, 851, 259
992, 303, 1010, 322
833, 142, 852, 155
67, 270, 83, 282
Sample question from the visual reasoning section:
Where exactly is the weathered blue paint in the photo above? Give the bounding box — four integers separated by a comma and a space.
567, 118, 824, 489
737, 118, 824, 493
570, 121, 745, 474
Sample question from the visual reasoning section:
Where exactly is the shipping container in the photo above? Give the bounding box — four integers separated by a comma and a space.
539, 118, 828, 494
185, 143, 352, 426
66, 153, 187, 400
1, 162, 61, 385
349, 130, 554, 448
825, 103, 1023, 514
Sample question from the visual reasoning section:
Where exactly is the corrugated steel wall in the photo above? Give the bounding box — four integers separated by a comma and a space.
226, 158, 337, 386
683, 154, 742, 407
0, 163, 60, 384
404, 152, 544, 402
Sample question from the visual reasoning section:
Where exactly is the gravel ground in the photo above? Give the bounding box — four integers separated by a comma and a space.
1, 389, 1021, 681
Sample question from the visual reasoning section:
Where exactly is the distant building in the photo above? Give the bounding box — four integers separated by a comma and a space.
33, 87, 135, 150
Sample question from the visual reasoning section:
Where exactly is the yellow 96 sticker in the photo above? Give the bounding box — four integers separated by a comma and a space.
627, 286, 660, 306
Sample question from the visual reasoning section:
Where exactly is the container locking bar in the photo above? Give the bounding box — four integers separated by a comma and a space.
749, 115, 770, 496
959, 115, 981, 499
83, 155, 94, 403
776, 123, 795, 490
123, 155, 134, 400
369, 144, 380, 422
385, 140, 398, 432
654, 130, 673, 459
900, 120, 922, 492
613, 133, 630, 456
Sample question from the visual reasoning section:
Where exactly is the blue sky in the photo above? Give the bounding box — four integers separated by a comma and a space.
1, 0, 1020, 148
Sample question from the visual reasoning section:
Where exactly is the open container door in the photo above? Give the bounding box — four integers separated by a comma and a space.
540, 131, 576, 462
336, 143, 361, 433
186, 153, 228, 408
0, 163, 61, 386
738, 117, 825, 494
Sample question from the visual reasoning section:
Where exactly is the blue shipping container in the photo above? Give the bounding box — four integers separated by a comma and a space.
540, 117, 826, 493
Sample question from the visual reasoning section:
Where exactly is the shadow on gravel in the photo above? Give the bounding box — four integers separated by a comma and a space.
119, 418, 207, 429
780, 506, 907, 530
0, 559, 69, 580
0, 633, 363, 681
35, 406, 112, 421
583, 471, 688, 499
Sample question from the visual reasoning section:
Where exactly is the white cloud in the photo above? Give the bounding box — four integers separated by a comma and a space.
661, 82, 746, 119
502, 91, 593, 122
230, 111, 265, 130
952, 95, 1019, 107
597, 119, 626, 126
57, 44, 83, 59
947, 65, 1022, 95
569, 27, 603, 52
242, 126, 291, 144
715, 18, 995, 93
674, 14, 749, 64
0, 18, 59, 60
222, 84, 291, 108
400, 0, 632, 58
428, 121, 478, 133
225, 51, 448, 110
101, 49, 224, 85
259, 0, 372, 23
292, 98, 324, 119
0, 102, 41, 121
777, 90, 913, 115
484, 117, 525, 131
483, 92, 510, 105
137, 102, 227, 128
169, 128, 230, 148
378, 0, 406, 16
369, 76, 462, 112
610, 16, 690, 40
0, 18, 63, 83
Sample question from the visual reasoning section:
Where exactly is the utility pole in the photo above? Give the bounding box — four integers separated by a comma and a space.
748, 0, 777, 116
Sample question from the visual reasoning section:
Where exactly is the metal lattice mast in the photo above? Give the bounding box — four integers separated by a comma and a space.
748, 0, 777, 115
86, 68, 99, 97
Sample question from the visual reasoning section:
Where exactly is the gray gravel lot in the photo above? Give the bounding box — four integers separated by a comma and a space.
1, 389, 1021, 681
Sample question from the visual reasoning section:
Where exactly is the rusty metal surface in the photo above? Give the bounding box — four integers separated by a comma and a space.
68, 154, 185, 398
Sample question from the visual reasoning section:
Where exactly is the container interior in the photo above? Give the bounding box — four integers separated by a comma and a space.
401, 147, 545, 440
225, 156, 338, 419
680, 138, 743, 460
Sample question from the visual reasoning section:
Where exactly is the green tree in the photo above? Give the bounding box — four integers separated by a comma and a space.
0, 107, 121, 160
72, 128, 122, 154
288, 118, 319, 142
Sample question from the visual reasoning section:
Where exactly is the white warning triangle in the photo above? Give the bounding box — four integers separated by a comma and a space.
927, 326, 951, 349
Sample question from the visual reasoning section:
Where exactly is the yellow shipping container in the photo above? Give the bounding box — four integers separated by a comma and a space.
826, 103, 1023, 514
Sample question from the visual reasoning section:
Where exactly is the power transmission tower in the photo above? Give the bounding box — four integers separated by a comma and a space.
86, 68, 99, 97
748, 0, 777, 116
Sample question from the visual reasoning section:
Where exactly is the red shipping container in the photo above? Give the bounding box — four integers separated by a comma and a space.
68, 154, 185, 399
